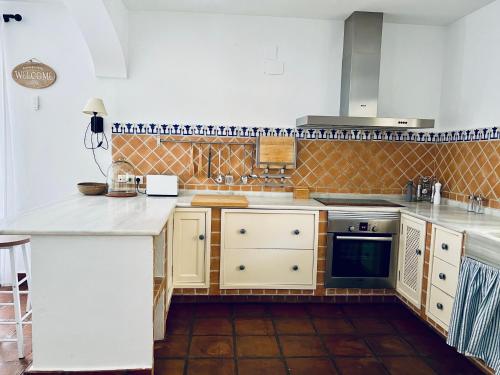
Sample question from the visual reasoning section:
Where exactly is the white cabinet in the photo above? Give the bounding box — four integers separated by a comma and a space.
426, 225, 463, 330
397, 214, 426, 308
221, 209, 319, 289
172, 208, 211, 288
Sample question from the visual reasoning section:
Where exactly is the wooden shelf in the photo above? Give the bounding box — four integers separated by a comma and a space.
153, 277, 166, 306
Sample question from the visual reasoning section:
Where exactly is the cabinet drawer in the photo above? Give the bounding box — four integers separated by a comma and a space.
222, 249, 314, 288
431, 257, 459, 297
433, 227, 462, 266
428, 285, 454, 328
223, 212, 315, 250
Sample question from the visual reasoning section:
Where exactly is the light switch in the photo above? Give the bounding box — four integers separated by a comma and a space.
32, 95, 39, 111
264, 59, 284, 75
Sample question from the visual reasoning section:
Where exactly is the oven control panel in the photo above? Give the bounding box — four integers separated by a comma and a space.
348, 222, 377, 232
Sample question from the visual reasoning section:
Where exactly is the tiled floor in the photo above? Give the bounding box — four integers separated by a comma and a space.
0, 301, 484, 374
0, 290, 32, 375
155, 302, 483, 375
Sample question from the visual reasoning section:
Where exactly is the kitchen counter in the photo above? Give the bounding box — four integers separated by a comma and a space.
176, 190, 500, 238
0, 194, 178, 372
0, 194, 178, 236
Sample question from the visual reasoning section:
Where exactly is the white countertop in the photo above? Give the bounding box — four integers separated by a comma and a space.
177, 191, 500, 236
1, 190, 498, 240
0, 194, 177, 236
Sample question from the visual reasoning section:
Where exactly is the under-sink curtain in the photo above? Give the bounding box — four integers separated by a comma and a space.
447, 257, 500, 374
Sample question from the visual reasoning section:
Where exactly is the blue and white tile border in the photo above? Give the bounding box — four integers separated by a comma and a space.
111, 123, 499, 143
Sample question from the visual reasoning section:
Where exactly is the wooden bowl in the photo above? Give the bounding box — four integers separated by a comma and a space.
77, 182, 107, 196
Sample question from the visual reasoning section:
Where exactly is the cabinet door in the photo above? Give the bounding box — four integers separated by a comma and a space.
397, 215, 426, 308
173, 210, 208, 286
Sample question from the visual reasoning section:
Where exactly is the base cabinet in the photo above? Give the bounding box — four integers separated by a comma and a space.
397, 214, 426, 308
220, 209, 319, 289
426, 225, 463, 330
171, 208, 211, 288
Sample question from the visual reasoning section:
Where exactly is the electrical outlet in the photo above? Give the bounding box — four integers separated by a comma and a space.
117, 174, 135, 183
135, 176, 144, 184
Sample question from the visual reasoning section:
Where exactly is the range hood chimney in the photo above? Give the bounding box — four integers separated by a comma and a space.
297, 11, 434, 130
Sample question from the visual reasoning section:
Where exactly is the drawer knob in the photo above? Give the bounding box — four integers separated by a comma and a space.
293, 229, 300, 235
239, 265, 245, 271
439, 273, 446, 280
436, 302, 444, 310
239, 228, 246, 234
198, 234, 205, 240
441, 243, 449, 250
292, 265, 299, 271
415, 249, 422, 255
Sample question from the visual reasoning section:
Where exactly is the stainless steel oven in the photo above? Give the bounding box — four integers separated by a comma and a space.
325, 211, 399, 289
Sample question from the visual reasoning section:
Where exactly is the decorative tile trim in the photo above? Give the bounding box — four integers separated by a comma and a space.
111, 123, 499, 143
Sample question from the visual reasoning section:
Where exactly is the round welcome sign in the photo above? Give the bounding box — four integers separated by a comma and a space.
12, 59, 56, 89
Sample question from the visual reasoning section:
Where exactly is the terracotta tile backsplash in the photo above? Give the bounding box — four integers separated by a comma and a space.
112, 134, 499, 208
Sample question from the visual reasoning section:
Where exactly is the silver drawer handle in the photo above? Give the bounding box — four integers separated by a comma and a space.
436, 303, 444, 310
439, 273, 446, 280
336, 236, 393, 241
441, 243, 449, 250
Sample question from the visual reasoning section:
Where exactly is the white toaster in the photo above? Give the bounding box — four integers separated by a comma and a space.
146, 175, 178, 196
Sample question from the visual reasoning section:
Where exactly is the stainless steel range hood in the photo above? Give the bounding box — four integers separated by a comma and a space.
297, 12, 434, 130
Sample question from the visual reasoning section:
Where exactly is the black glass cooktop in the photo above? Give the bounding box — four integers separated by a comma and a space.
314, 198, 404, 207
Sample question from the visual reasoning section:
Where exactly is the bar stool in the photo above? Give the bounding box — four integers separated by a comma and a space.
0, 235, 32, 358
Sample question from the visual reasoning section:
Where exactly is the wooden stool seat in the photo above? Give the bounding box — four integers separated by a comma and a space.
0, 235, 30, 248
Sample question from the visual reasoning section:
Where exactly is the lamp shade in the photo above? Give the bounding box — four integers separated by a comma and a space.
82, 97, 107, 116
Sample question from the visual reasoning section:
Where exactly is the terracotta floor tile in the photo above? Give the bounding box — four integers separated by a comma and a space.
381, 356, 437, 375
274, 318, 315, 334
169, 303, 195, 319
341, 304, 382, 318
189, 336, 233, 357
154, 359, 185, 375
238, 359, 287, 375
306, 303, 344, 318
233, 303, 269, 317
154, 336, 189, 358
236, 336, 280, 357
335, 357, 386, 375
390, 317, 429, 334
312, 318, 356, 334
235, 318, 274, 335
166, 317, 191, 335
193, 318, 233, 335
194, 303, 232, 317
365, 335, 415, 356
269, 303, 308, 318
286, 358, 338, 375
187, 358, 235, 375
424, 356, 484, 375
351, 318, 396, 334
280, 335, 327, 357
373, 303, 414, 319
323, 335, 373, 357
403, 333, 457, 357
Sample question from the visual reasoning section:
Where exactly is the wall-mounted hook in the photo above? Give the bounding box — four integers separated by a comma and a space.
3, 14, 22, 22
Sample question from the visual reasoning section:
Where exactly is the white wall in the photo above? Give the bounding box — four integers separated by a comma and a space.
0, 1, 110, 214
379, 23, 444, 121
439, 0, 500, 130
0, 1, 445, 213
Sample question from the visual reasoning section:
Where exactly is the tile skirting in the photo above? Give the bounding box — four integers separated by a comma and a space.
111, 123, 499, 143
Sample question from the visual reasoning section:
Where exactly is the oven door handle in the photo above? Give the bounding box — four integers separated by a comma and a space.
335, 236, 393, 241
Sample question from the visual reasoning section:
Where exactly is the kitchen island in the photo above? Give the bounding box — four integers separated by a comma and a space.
0, 195, 177, 372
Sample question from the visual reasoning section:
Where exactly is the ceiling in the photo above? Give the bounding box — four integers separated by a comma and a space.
122, 0, 495, 25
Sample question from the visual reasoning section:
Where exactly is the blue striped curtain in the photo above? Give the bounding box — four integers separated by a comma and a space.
447, 257, 500, 373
